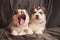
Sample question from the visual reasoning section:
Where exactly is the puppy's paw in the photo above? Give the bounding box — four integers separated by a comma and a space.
18, 30, 26, 36
11, 30, 18, 36
35, 31, 43, 34
27, 28, 33, 35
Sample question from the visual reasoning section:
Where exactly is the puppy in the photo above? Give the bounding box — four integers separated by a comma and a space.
29, 6, 46, 34
8, 9, 33, 36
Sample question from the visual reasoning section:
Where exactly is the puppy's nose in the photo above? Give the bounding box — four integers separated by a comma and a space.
36, 15, 39, 19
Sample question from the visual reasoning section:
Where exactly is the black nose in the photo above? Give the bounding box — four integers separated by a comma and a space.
36, 15, 39, 19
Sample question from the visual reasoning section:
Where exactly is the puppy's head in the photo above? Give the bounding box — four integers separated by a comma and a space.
13, 9, 29, 26
30, 6, 46, 24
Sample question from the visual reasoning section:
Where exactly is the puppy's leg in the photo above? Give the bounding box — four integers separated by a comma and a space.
35, 27, 45, 34
11, 30, 18, 36
27, 28, 33, 35
18, 30, 26, 36
35, 30, 43, 34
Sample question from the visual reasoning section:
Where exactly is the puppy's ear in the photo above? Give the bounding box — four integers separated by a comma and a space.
41, 6, 47, 14
41, 6, 46, 11
30, 8, 34, 15
13, 9, 18, 15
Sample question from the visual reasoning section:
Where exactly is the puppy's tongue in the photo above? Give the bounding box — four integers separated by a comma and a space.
20, 18, 25, 25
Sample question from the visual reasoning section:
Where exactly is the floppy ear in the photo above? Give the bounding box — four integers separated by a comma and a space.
41, 6, 47, 15
30, 7, 34, 14
41, 6, 46, 11
13, 9, 18, 15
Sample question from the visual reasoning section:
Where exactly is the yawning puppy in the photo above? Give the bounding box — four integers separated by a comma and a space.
29, 6, 46, 34
8, 9, 33, 36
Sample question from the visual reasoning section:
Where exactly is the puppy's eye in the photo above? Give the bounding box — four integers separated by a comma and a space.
39, 12, 42, 14
33, 12, 36, 13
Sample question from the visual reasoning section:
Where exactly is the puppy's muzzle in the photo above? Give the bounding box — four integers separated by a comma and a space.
35, 15, 39, 19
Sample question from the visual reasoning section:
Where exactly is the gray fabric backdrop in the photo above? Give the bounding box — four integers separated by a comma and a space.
0, 0, 60, 40
0, 0, 60, 28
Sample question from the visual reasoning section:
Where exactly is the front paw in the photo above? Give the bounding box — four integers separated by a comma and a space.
18, 31, 26, 36
11, 31, 18, 36
27, 28, 33, 35
35, 31, 43, 35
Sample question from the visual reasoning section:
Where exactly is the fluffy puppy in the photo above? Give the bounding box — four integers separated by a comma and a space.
29, 6, 46, 34
8, 9, 33, 36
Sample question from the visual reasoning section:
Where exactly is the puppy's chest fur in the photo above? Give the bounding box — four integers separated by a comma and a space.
29, 23, 45, 32
11, 24, 28, 32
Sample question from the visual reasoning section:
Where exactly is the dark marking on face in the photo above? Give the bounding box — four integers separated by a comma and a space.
30, 6, 46, 15
13, 10, 18, 15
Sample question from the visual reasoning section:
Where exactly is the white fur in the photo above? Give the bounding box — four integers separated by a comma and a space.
29, 8, 46, 34
10, 9, 33, 36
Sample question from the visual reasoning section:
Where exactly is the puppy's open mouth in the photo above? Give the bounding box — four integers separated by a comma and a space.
18, 14, 26, 25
